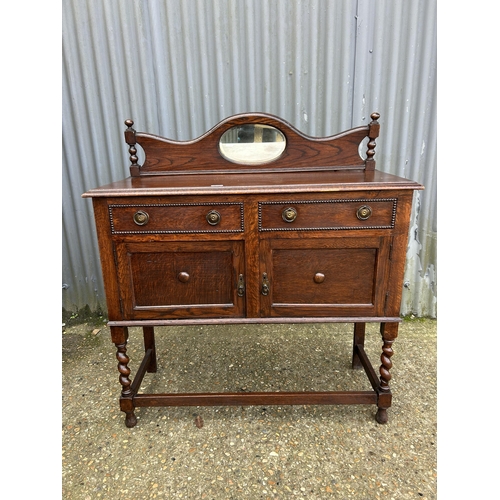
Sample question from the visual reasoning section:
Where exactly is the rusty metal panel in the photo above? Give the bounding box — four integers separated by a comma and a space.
63, 0, 436, 317
352, 0, 437, 317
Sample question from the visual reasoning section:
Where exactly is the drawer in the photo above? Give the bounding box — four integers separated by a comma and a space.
259, 198, 397, 231
109, 202, 244, 234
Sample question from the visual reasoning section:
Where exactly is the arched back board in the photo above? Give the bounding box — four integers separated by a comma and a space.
124, 112, 381, 177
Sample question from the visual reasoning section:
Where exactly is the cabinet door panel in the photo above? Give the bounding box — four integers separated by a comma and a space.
115, 241, 245, 319
260, 237, 391, 317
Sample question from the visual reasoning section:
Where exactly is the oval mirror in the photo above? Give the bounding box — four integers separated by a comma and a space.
219, 124, 286, 165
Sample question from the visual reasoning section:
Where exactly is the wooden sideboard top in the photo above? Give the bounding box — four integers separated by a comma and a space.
83, 169, 423, 198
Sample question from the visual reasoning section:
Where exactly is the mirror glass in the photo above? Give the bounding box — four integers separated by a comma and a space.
219, 124, 286, 165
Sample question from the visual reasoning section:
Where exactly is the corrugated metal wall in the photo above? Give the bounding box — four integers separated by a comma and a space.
62, 0, 437, 317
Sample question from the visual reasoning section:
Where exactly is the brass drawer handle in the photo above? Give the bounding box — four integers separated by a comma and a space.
282, 207, 297, 223
133, 210, 149, 226
356, 205, 372, 220
206, 210, 221, 225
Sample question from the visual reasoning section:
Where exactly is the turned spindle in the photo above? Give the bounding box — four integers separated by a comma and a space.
124, 119, 140, 176
365, 112, 380, 171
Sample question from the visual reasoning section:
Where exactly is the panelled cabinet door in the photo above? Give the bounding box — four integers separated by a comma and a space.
114, 240, 246, 319
259, 236, 392, 317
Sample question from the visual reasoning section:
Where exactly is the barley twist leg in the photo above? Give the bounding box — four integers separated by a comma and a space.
376, 323, 398, 424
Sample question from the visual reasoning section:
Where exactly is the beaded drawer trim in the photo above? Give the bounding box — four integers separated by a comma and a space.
258, 198, 397, 232
109, 202, 244, 234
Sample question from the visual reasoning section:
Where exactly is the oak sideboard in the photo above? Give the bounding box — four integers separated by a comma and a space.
83, 112, 423, 427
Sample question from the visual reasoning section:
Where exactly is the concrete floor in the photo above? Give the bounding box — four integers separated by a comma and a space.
62, 318, 436, 499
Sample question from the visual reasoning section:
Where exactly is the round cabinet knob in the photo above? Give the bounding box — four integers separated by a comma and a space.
206, 210, 221, 226
177, 272, 190, 283
314, 273, 325, 284
133, 210, 149, 226
282, 207, 297, 223
356, 205, 372, 220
